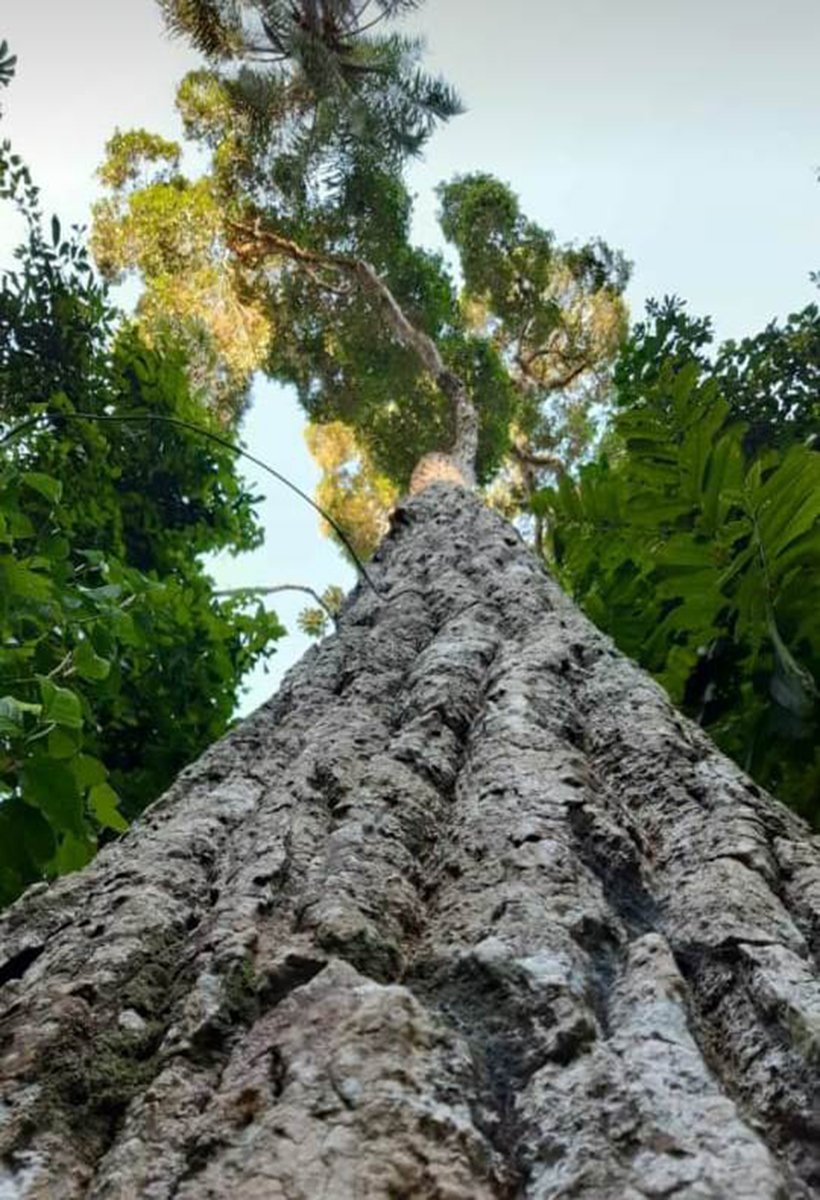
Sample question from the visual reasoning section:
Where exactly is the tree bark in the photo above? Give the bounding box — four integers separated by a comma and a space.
3, 485, 820, 1198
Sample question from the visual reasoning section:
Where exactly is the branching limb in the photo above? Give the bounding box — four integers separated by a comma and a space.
228, 218, 478, 484
514, 337, 591, 395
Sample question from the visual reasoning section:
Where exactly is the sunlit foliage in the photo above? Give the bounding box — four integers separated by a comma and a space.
305, 420, 399, 560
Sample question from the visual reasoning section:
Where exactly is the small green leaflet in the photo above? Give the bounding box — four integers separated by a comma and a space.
73, 639, 111, 681
89, 783, 129, 833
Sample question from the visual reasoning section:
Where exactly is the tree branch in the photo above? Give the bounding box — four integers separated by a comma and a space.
545, 359, 592, 392
214, 584, 339, 626
228, 218, 478, 485
510, 443, 566, 476
515, 346, 591, 395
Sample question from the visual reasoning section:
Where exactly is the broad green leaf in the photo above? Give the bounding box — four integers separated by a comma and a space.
716, 542, 757, 591
658, 644, 700, 704
755, 447, 820, 553
4, 510, 34, 539
47, 728, 79, 759
654, 536, 715, 571
80, 583, 123, 602
71, 754, 107, 789
22, 758, 86, 836
110, 608, 139, 645
700, 429, 744, 534
773, 528, 820, 580
22, 471, 63, 504
38, 678, 83, 730
680, 396, 730, 501
41, 534, 70, 561
0, 557, 51, 601
77, 549, 106, 567
768, 451, 820, 557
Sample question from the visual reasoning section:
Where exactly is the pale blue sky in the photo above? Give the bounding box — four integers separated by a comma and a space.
2, 1, 819, 711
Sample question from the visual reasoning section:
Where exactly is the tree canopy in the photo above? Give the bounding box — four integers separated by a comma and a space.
90, 1, 630, 555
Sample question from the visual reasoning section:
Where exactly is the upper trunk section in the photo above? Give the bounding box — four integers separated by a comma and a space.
2, 486, 820, 1198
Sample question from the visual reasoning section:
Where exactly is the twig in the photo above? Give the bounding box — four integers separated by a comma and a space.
214, 584, 339, 626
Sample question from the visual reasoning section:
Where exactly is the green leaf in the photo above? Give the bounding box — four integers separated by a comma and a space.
0, 557, 51, 601
71, 754, 107, 789
22, 471, 63, 504
700, 429, 744, 534
77, 549, 106, 567
3, 509, 34, 539
41, 534, 70, 560
73, 638, 111, 681
80, 583, 123, 602
654, 536, 715, 572
38, 678, 83, 730
110, 608, 139, 645
627, 493, 691, 526
756, 446, 820, 554
89, 783, 129, 833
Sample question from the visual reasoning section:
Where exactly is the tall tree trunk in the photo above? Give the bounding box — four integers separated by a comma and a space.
3, 485, 820, 1199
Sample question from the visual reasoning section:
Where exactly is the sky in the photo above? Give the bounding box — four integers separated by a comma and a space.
1, 0, 819, 712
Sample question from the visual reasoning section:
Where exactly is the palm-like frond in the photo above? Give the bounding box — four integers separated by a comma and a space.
156, 0, 242, 59
153, 2, 463, 210
0, 39, 17, 90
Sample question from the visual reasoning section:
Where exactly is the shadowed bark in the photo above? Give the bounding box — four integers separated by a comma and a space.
2, 485, 820, 1198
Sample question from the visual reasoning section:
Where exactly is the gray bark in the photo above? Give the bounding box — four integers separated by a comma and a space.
2, 485, 820, 1198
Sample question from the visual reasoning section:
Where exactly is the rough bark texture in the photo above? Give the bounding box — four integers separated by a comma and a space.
3, 485, 820, 1198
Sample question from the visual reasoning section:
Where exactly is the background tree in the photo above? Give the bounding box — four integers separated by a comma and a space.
717, 303, 820, 452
